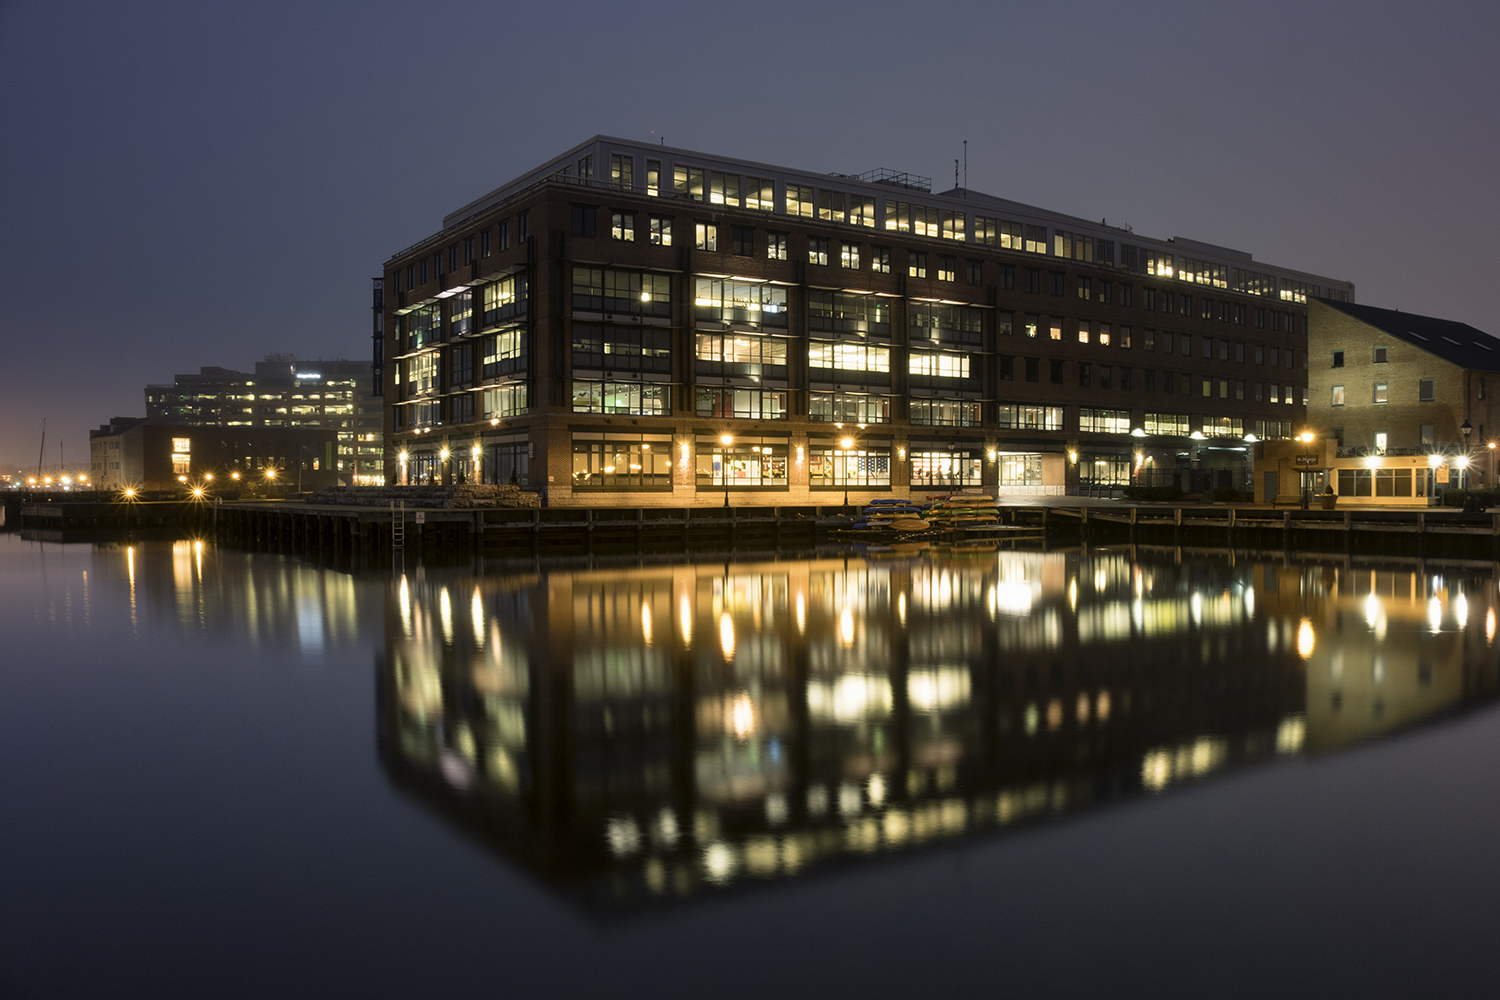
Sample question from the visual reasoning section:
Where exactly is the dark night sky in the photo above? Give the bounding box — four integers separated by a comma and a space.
2, 0, 1496, 468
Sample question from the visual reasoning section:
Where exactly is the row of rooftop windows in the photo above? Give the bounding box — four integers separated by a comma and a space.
396, 154, 1343, 305
393, 164, 1344, 308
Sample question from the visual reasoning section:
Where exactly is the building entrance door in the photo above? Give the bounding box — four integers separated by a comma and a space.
1263, 471, 1278, 502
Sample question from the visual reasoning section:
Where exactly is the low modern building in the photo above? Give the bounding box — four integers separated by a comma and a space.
146, 356, 384, 484
88, 417, 339, 492
380, 136, 1352, 505
1261, 299, 1500, 505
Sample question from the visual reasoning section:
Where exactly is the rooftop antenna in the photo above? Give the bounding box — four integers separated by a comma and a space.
36, 418, 45, 480
954, 158, 959, 192
963, 140, 967, 197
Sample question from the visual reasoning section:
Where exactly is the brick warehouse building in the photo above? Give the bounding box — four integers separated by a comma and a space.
379, 136, 1353, 506
1271, 298, 1500, 505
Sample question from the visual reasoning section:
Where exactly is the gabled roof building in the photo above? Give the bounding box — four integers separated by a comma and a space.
1274, 299, 1500, 505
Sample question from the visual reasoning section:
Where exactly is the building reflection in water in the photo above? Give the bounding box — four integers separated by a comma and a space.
88, 539, 370, 655
376, 549, 1500, 916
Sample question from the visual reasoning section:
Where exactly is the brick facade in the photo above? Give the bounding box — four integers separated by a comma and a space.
1308, 300, 1500, 457
381, 137, 1351, 505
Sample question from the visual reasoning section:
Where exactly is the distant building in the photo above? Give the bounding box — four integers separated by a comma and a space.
88, 417, 338, 492
145, 355, 383, 485
1255, 299, 1500, 505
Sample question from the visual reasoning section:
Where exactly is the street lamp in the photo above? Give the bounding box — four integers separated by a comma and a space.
719, 433, 733, 507
1461, 419, 1473, 489
840, 434, 856, 511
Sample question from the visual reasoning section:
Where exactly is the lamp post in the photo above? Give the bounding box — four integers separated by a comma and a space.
1489, 441, 1496, 488
719, 433, 733, 508
1461, 419, 1473, 490
840, 434, 856, 511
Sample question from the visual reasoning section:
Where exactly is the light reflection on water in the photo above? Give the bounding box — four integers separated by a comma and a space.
378, 547, 1500, 915
80, 539, 371, 656
28, 539, 1499, 913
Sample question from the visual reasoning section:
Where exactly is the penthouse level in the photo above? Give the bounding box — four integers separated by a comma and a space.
380, 136, 1353, 506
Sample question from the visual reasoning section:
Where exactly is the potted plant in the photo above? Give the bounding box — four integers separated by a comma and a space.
1318, 487, 1337, 510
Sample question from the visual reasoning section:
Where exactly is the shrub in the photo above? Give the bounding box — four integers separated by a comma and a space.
1122, 485, 1184, 502
1443, 487, 1500, 509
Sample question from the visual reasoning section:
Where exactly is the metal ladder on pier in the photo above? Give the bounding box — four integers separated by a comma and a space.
391, 500, 405, 549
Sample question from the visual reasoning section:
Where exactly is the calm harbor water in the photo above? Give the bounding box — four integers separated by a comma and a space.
4, 532, 1500, 996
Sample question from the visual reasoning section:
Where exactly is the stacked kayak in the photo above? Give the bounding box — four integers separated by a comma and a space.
923, 493, 1002, 528
851, 497, 931, 533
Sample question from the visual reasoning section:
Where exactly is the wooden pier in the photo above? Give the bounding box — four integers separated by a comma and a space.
21, 493, 1494, 564
1053, 504, 1500, 560
212, 501, 874, 562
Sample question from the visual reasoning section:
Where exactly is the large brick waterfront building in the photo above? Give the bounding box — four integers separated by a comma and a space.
379, 137, 1352, 505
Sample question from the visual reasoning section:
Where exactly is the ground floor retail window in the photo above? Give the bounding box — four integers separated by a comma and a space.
808, 439, 891, 489
406, 451, 440, 485
1338, 467, 1426, 497
571, 431, 673, 490
910, 451, 981, 487
695, 436, 788, 488
483, 441, 529, 484
695, 386, 788, 420
1082, 455, 1131, 485
998, 454, 1043, 488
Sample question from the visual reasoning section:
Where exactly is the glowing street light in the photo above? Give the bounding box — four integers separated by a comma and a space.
839, 434, 856, 511
719, 433, 733, 508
